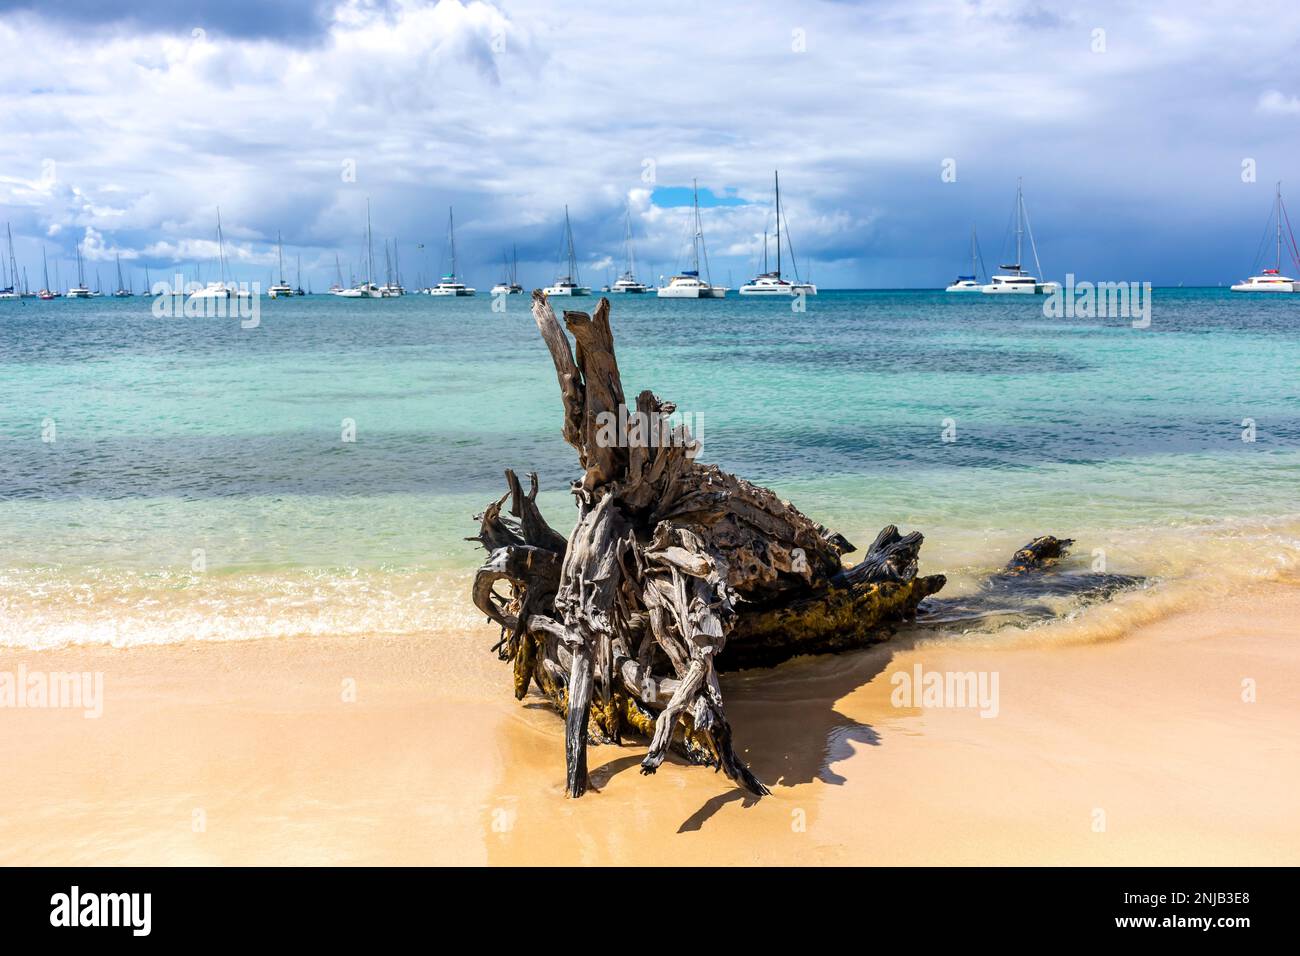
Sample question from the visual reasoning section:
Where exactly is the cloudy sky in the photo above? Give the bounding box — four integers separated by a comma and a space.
1, 0, 1298, 290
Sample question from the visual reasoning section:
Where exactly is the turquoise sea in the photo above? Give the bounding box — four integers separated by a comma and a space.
2, 289, 1298, 649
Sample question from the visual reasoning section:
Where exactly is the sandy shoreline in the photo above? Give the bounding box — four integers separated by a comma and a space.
1, 583, 1297, 865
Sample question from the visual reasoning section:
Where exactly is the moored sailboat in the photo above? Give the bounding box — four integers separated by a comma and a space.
189, 208, 255, 300
67, 243, 93, 298
946, 227, 985, 292
543, 206, 590, 296
268, 231, 295, 297
981, 179, 1060, 295
610, 204, 650, 293
739, 171, 815, 296
490, 244, 525, 295
1231, 182, 1300, 292
334, 201, 384, 298
428, 209, 476, 296
657, 180, 727, 298
113, 253, 133, 297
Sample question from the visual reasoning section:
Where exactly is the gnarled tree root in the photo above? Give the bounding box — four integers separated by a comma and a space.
468, 293, 973, 798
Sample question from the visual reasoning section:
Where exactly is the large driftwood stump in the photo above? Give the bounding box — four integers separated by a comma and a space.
471, 293, 946, 797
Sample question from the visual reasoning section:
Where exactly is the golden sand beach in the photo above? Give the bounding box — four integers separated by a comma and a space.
2, 581, 1296, 866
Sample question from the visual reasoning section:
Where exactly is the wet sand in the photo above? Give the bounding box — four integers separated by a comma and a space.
1, 584, 1297, 865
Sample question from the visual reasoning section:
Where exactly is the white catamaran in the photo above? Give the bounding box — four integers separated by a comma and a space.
112, 253, 133, 297
1231, 182, 1300, 292
428, 208, 476, 296
739, 171, 816, 296
334, 201, 384, 298
268, 231, 296, 297
189, 208, 254, 300
66, 242, 93, 298
0, 224, 18, 299
982, 179, 1060, 295
490, 244, 525, 295
543, 206, 590, 296
946, 227, 985, 292
610, 204, 650, 293
658, 180, 727, 298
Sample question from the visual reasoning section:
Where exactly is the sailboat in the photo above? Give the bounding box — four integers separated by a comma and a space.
329, 254, 345, 294
610, 205, 650, 293
189, 208, 254, 300
295, 255, 306, 296
542, 207, 591, 296
946, 228, 985, 292
981, 179, 1060, 294
379, 241, 406, 296
268, 232, 296, 297
334, 200, 384, 297
113, 253, 133, 296
0, 224, 19, 299
490, 245, 525, 295
739, 172, 816, 295
658, 180, 727, 298
1231, 182, 1300, 292
66, 244, 93, 298
38, 247, 58, 299
427, 208, 476, 296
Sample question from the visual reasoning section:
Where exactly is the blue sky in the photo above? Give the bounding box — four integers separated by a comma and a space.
1, 0, 1298, 289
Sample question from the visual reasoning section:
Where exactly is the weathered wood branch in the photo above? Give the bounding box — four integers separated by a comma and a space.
469, 292, 966, 798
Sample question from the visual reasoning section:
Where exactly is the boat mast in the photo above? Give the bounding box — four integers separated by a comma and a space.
216, 207, 228, 286
691, 181, 701, 274
5, 224, 17, 290
277, 231, 286, 285
116, 253, 125, 291
774, 171, 782, 279
1015, 178, 1024, 273
76, 242, 85, 287
564, 206, 578, 282
971, 227, 978, 280
365, 199, 374, 288
448, 208, 457, 280
42, 247, 49, 291
624, 204, 637, 278
1274, 180, 1284, 270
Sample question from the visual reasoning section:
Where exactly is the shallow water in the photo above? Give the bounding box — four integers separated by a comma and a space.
2, 289, 1297, 647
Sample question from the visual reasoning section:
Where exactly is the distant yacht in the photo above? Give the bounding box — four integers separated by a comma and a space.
0, 224, 20, 299
946, 227, 985, 292
112, 253, 133, 297
490, 244, 525, 295
334, 200, 384, 298
378, 240, 406, 296
189, 208, 255, 300
739, 171, 816, 296
66, 242, 93, 298
610, 205, 650, 293
658, 180, 727, 298
543, 206, 590, 296
982, 179, 1060, 295
1231, 182, 1300, 292
428, 208, 476, 296
38, 247, 58, 299
268, 232, 296, 297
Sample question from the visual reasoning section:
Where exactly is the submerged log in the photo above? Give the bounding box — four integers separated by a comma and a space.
470, 293, 948, 797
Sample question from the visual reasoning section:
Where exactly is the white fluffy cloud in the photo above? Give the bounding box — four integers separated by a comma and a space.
1, 0, 1298, 288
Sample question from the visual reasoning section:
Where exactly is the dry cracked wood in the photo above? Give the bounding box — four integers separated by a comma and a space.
470, 292, 954, 798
